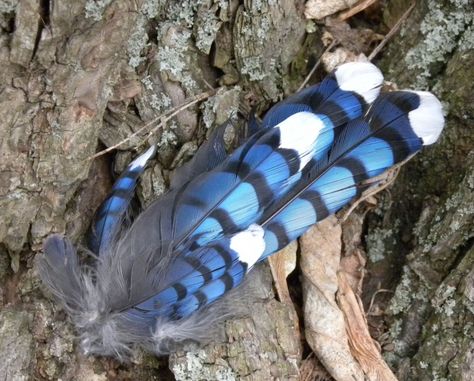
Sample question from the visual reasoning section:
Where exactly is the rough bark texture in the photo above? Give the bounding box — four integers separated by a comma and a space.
0, 0, 472, 380
367, 1, 474, 380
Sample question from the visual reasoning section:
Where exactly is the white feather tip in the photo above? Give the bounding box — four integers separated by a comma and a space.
409, 91, 445, 145
128, 145, 156, 170
334, 62, 384, 104
230, 224, 265, 268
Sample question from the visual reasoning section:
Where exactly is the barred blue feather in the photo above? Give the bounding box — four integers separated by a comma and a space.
261, 61, 382, 129
37, 62, 444, 359
259, 91, 435, 258
140, 91, 444, 319
129, 225, 263, 321
89, 146, 156, 255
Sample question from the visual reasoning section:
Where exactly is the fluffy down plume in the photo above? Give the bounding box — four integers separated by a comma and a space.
37, 62, 444, 359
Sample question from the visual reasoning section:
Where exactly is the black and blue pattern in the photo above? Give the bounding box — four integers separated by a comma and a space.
263, 79, 358, 129
259, 91, 424, 259
89, 146, 156, 255
128, 234, 250, 321
88, 63, 387, 320
89, 63, 382, 258
153, 91, 433, 319
170, 64, 383, 251
172, 114, 325, 250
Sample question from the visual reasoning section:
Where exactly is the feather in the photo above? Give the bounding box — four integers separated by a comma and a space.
88, 146, 156, 256
91, 85, 425, 323
129, 224, 265, 320
258, 90, 444, 258
38, 235, 84, 312
169, 121, 229, 190
37, 62, 444, 360
155, 91, 444, 318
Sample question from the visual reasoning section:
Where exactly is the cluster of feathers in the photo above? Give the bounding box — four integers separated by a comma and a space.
38, 62, 445, 360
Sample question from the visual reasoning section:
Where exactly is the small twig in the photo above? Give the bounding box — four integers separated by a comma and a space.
297, 40, 337, 92
341, 166, 400, 222
338, 0, 379, 21
201, 78, 216, 91
367, 289, 394, 316
343, 152, 419, 221
87, 90, 216, 161
368, 2, 416, 61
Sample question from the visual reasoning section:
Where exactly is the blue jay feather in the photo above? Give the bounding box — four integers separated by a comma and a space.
37, 62, 444, 359
89, 146, 156, 256
144, 91, 444, 318
259, 91, 443, 258
130, 224, 264, 321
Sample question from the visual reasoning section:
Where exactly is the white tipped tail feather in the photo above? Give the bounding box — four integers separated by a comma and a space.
128, 145, 157, 170
230, 224, 265, 268
277, 112, 326, 170
408, 91, 445, 145
335, 62, 384, 104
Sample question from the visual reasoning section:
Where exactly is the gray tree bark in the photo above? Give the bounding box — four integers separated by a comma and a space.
367, 1, 474, 380
0, 0, 472, 380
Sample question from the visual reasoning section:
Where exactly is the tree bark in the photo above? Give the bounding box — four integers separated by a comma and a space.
0, 0, 472, 380
366, 1, 474, 380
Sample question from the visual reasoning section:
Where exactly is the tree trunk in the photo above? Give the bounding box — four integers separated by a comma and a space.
366, 1, 474, 380
0, 0, 471, 380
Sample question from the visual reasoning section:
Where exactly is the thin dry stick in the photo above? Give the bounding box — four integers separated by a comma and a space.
340, 166, 400, 222
367, 289, 394, 316
368, 2, 416, 61
87, 90, 216, 161
338, 0, 378, 21
297, 40, 337, 92
340, 149, 418, 222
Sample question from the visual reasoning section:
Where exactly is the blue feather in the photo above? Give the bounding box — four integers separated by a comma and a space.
90, 120, 230, 257
163, 91, 444, 318
259, 91, 441, 259
130, 224, 264, 321
88, 146, 156, 255
144, 92, 417, 316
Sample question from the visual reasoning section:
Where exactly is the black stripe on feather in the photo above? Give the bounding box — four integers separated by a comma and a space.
209, 208, 241, 234
211, 244, 235, 268
300, 189, 330, 221
184, 257, 212, 283
172, 283, 188, 301
338, 157, 370, 185
267, 222, 290, 250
